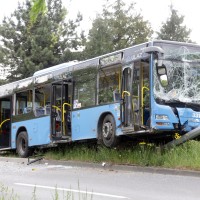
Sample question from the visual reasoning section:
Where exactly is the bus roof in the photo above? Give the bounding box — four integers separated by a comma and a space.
33, 61, 78, 77
0, 40, 199, 98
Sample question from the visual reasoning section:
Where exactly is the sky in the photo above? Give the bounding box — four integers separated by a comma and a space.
0, 0, 200, 43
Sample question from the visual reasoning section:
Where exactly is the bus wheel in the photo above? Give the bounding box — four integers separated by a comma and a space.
16, 131, 33, 158
101, 114, 119, 147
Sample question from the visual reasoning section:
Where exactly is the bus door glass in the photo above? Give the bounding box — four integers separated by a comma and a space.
0, 96, 11, 148
121, 65, 133, 128
132, 63, 140, 128
51, 80, 72, 139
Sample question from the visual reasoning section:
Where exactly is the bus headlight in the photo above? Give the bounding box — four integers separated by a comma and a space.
155, 115, 169, 120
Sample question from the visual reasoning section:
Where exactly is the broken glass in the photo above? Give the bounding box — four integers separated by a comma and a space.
154, 44, 200, 104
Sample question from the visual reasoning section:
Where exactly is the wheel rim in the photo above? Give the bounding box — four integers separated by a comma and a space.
102, 122, 113, 139
20, 138, 26, 152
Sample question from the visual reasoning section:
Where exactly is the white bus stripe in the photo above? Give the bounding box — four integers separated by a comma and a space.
15, 182, 128, 199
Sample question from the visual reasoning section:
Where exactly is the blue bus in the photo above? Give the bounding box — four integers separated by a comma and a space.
1, 40, 200, 157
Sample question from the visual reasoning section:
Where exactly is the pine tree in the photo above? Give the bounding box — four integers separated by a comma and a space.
0, 0, 84, 81
157, 5, 191, 42
30, 0, 47, 24
83, 0, 153, 59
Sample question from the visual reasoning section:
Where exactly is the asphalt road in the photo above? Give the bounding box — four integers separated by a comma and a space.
0, 157, 200, 200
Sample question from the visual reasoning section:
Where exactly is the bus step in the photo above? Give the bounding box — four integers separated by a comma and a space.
122, 127, 134, 131
53, 138, 71, 144
52, 135, 70, 140
122, 127, 149, 135
0, 147, 12, 151
61, 135, 70, 139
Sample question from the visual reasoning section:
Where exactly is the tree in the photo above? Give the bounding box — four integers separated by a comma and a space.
0, 0, 84, 81
30, 0, 47, 25
83, 0, 153, 59
157, 5, 191, 42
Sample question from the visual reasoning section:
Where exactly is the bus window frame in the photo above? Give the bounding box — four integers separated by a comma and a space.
98, 62, 122, 105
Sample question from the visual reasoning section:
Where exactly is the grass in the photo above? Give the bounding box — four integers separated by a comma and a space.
44, 140, 200, 171
0, 183, 19, 200
1, 138, 200, 171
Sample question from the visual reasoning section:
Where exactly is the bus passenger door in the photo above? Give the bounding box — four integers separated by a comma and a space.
132, 61, 150, 130
0, 96, 11, 148
51, 80, 72, 139
121, 61, 150, 131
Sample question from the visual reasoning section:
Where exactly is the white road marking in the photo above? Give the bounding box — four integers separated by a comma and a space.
15, 182, 128, 199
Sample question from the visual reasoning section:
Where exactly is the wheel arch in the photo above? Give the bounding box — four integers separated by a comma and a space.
16, 126, 28, 145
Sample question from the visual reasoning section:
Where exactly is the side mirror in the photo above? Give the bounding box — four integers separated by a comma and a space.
156, 64, 168, 87
157, 67, 166, 75
157, 59, 163, 67
160, 74, 168, 87
143, 47, 164, 66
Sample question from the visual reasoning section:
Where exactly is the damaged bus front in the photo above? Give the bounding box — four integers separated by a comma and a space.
152, 41, 200, 137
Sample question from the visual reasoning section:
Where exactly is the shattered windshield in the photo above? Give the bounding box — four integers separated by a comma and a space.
153, 43, 200, 104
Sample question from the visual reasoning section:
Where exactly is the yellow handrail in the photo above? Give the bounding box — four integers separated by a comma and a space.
142, 86, 149, 92
62, 103, 71, 136
122, 91, 130, 99
141, 86, 149, 108
0, 119, 10, 129
62, 103, 71, 122
141, 86, 149, 124
52, 105, 61, 112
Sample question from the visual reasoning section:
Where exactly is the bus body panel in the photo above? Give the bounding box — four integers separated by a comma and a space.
11, 116, 51, 149
151, 101, 179, 131
177, 108, 200, 132
151, 104, 200, 133
71, 103, 121, 141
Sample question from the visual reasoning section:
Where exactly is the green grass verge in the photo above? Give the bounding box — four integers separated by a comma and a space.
44, 140, 200, 170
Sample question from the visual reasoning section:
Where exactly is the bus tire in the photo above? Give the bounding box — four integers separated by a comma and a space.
16, 131, 33, 158
101, 114, 119, 147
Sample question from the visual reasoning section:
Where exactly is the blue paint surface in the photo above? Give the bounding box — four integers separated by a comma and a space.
177, 108, 200, 131
11, 116, 51, 149
71, 103, 121, 141
151, 101, 200, 132
151, 101, 179, 130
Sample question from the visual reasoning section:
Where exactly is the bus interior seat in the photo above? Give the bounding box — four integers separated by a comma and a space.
35, 107, 45, 117
113, 91, 120, 101
23, 107, 32, 114
45, 105, 51, 115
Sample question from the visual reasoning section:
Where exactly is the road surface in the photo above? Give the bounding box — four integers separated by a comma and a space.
0, 157, 200, 200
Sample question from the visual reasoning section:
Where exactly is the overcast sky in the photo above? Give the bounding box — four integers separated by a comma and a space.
0, 0, 200, 43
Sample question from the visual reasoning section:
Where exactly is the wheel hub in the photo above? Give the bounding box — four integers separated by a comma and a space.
102, 122, 113, 139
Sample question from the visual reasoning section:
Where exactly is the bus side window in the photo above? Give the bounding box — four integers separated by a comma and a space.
15, 90, 33, 115
98, 65, 121, 104
35, 85, 51, 116
73, 67, 96, 109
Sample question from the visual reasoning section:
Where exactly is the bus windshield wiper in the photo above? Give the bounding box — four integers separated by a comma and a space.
185, 101, 200, 107
155, 97, 167, 104
165, 98, 181, 103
